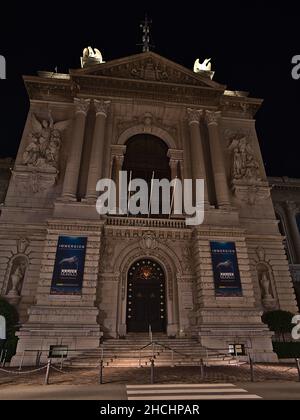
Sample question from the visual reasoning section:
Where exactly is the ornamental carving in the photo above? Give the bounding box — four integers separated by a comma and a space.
140, 231, 158, 250
117, 112, 178, 139
94, 99, 111, 117
74, 98, 91, 115
22, 111, 70, 171
187, 108, 203, 124
17, 238, 30, 254
99, 242, 115, 272
87, 56, 210, 87
227, 132, 261, 183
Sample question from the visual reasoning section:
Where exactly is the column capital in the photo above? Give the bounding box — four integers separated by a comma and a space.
74, 98, 91, 116
169, 158, 179, 170
167, 149, 184, 161
94, 99, 111, 118
286, 201, 299, 215
205, 110, 222, 126
187, 108, 203, 125
114, 155, 124, 169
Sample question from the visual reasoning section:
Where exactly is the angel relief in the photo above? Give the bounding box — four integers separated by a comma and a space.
22, 111, 70, 171
228, 134, 261, 183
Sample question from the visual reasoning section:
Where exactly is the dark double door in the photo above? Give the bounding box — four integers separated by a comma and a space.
126, 259, 166, 333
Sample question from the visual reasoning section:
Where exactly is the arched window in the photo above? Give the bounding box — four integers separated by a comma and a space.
122, 134, 171, 217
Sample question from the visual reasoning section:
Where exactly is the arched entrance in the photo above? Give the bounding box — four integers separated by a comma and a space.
126, 258, 167, 333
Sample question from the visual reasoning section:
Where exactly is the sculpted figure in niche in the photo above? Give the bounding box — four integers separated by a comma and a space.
22, 111, 69, 170
7, 261, 27, 297
259, 271, 274, 301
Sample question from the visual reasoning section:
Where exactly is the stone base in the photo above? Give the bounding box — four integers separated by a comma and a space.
10, 305, 102, 367
198, 326, 278, 363
11, 326, 102, 367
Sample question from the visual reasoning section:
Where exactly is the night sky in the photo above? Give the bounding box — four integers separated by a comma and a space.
0, 2, 299, 177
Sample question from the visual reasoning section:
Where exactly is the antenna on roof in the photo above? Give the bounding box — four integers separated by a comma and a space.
139, 15, 154, 52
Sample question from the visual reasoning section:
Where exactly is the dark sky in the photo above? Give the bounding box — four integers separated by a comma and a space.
0, 2, 299, 177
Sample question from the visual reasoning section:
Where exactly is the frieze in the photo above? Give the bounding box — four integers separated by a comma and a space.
71, 76, 221, 107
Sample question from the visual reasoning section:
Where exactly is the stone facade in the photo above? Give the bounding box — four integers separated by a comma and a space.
0, 158, 13, 205
269, 177, 300, 309
0, 51, 297, 365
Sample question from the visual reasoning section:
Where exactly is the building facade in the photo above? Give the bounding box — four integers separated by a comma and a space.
269, 177, 300, 308
0, 158, 14, 205
0, 50, 298, 364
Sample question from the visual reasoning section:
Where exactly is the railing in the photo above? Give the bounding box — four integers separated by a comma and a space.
106, 216, 188, 229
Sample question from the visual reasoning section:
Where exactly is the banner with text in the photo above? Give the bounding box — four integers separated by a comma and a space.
210, 241, 243, 297
50, 236, 87, 295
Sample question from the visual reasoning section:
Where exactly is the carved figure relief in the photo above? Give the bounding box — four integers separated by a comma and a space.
22, 111, 70, 171
228, 133, 261, 183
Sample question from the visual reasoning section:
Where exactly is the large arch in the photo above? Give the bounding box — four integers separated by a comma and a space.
117, 125, 177, 150
115, 240, 182, 337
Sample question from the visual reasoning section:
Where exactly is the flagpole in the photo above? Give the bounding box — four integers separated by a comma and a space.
148, 171, 155, 218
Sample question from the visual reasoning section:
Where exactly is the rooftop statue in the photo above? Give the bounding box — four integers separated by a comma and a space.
81, 46, 105, 68
193, 58, 212, 73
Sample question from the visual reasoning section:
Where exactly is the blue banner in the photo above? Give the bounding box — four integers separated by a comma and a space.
210, 241, 243, 297
50, 236, 87, 295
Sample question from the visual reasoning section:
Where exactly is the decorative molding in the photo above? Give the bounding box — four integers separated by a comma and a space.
13, 168, 58, 194
74, 98, 91, 115
140, 231, 159, 250
17, 238, 30, 254
94, 99, 111, 117
187, 108, 203, 125
205, 110, 221, 126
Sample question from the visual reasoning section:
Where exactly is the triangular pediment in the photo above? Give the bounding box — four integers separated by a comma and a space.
70, 52, 225, 90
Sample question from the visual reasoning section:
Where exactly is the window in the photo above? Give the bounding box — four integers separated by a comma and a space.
228, 344, 246, 356
123, 134, 171, 217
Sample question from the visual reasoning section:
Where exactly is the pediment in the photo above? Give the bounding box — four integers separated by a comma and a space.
70, 52, 225, 90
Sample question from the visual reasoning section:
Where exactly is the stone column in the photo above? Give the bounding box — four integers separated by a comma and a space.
85, 100, 111, 201
114, 155, 124, 214
110, 145, 126, 214
61, 98, 90, 200
205, 111, 231, 208
187, 109, 209, 206
285, 201, 300, 263
169, 159, 178, 181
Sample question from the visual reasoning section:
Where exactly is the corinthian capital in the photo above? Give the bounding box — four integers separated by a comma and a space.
187, 108, 203, 125
74, 98, 91, 115
94, 99, 111, 118
286, 200, 299, 215
205, 110, 222, 126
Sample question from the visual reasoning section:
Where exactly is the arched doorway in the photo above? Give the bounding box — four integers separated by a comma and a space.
126, 258, 167, 333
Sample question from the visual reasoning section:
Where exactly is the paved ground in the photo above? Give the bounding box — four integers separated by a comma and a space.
0, 363, 298, 387
0, 382, 300, 400
0, 364, 299, 400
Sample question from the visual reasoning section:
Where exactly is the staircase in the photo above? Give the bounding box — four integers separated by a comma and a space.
64, 335, 237, 368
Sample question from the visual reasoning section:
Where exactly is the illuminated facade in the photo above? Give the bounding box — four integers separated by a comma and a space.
0, 51, 297, 365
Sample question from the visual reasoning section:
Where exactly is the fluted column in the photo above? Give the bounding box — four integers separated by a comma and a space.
85, 99, 111, 201
61, 98, 90, 200
285, 201, 300, 263
205, 111, 230, 208
187, 109, 209, 206
114, 155, 124, 214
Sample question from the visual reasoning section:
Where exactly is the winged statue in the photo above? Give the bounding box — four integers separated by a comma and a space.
22, 111, 70, 170
193, 58, 212, 73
